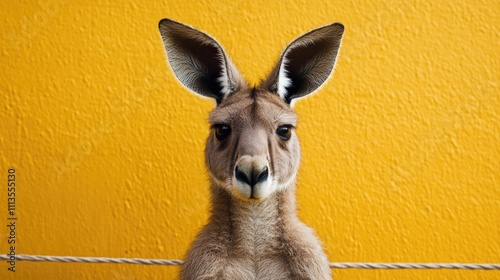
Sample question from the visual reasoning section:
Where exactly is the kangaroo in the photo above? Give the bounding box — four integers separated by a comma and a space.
158, 18, 344, 279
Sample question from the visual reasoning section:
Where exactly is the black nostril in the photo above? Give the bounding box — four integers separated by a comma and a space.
255, 167, 268, 185
235, 166, 269, 187
235, 166, 251, 186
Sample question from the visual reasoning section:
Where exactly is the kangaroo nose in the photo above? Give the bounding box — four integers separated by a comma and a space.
235, 165, 269, 188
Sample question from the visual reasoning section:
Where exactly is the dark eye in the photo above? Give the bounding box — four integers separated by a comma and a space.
276, 125, 293, 141
214, 124, 231, 140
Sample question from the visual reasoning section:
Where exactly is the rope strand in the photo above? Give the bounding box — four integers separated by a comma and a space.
1, 254, 499, 270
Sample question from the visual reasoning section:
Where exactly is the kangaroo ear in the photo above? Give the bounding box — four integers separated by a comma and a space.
260, 23, 344, 104
158, 19, 246, 105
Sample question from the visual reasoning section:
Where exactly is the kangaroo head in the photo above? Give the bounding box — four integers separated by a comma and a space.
159, 19, 343, 200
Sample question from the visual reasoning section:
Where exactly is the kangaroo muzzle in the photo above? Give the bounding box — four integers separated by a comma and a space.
234, 155, 271, 199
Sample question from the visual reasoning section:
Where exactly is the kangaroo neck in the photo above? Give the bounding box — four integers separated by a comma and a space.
209, 183, 299, 254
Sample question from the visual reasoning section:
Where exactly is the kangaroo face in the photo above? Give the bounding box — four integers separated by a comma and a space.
158, 19, 343, 201
205, 90, 300, 200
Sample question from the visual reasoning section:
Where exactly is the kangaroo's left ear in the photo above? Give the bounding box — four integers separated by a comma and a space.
260, 23, 344, 104
158, 18, 246, 105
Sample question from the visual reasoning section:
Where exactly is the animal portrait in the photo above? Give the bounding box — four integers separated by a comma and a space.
159, 19, 343, 279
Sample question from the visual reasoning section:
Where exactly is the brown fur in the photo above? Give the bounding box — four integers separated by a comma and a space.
158, 19, 344, 279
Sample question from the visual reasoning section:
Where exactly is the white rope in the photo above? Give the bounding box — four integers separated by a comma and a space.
329, 262, 500, 270
1, 255, 499, 270
1, 255, 183, 266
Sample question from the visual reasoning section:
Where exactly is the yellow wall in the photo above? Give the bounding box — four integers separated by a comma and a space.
1, 0, 499, 279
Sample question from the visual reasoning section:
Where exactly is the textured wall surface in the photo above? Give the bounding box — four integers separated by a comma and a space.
1, 0, 499, 279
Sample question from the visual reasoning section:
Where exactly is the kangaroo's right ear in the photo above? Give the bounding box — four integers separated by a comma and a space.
260, 23, 344, 105
158, 19, 246, 105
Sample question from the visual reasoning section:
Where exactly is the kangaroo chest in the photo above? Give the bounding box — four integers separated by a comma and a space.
221, 200, 293, 279
230, 200, 282, 255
